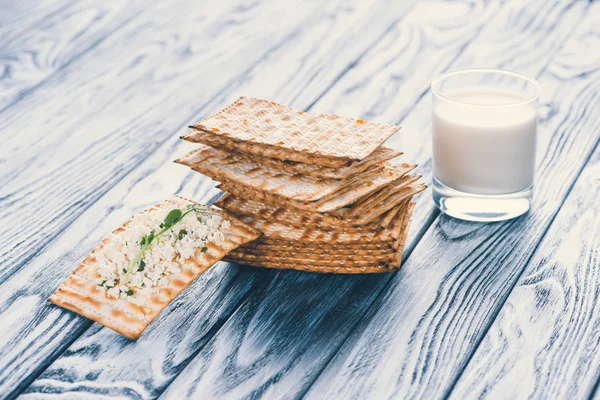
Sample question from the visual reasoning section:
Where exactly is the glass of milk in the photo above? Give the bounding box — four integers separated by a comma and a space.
431, 69, 540, 222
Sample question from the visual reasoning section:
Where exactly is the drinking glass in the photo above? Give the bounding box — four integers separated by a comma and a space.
431, 69, 540, 222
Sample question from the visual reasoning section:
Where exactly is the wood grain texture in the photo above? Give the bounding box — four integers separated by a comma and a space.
0, 151, 226, 398
1, 0, 426, 397
156, 0, 589, 398
0, 0, 330, 395
0, 0, 327, 286
1, 1, 595, 398
305, 4, 600, 399
0, 0, 154, 113
450, 142, 600, 398
0, 0, 71, 37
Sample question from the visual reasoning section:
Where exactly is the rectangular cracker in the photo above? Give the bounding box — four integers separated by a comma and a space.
235, 244, 392, 258
225, 201, 414, 274
227, 250, 393, 267
180, 142, 401, 181
187, 96, 401, 163
351, 184, 425, 225
347, 175, 421, 216
388, 202, 415, 267
216, 164, 415, 213
215, 193, 384, 232
176, 144, 389, 202
183, 130, 351, 168
230, 246, 393, 263
231, 200, 410, 244
380, 203, 404, 228
218, 178, 423, 225
49, 196, 260, 340
330, 183, 426, 224
224, 204, 412, 274
248, 239, 393, 251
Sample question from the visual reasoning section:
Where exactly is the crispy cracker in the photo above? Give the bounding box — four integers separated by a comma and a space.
248, 239, 393, 251
187, 96, 400, 163
216, 164, 415, 213
232, 201, 410, 244
183, 130, 351, 168
380, 203, 403, 228
351, 184, 424, 225
233, 244, 392, 259
251, 146, 401, 180
49, 196, 260, 340
218, 179, 423, 225
330, 183, 425, 224
347, 175, 421, 216
215, 193, 383, 232
176, 144, 389, 202
226, 203, 414, 273
234, 214, 398, 244
180, 142, 401, 180
228, 250, 393, 266
389, 202, 415, 267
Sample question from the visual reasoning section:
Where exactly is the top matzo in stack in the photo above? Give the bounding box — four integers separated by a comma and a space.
183, 96, 401, 167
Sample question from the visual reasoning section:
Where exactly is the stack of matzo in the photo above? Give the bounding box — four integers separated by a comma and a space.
176, 97, 425, 273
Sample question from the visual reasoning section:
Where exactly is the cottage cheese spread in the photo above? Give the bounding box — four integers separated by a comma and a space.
94, 199, 231, 305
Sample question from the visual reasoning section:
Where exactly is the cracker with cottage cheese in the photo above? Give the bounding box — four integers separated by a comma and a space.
49, 196, 260, 340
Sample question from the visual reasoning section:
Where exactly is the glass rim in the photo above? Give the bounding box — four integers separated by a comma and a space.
431, 68, 541, 107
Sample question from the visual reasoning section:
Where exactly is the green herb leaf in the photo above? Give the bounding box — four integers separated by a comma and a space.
126, 290, 134, 296
201, 246, 208, 253
121, 206, 214, 285
164, 209, 183, 228
159, 222, 165, 229
122, 268, 127, 274
178, 229, 188, 240
138, 260, 146, 271
98, 280, 107, 287
141, 283, 146, 287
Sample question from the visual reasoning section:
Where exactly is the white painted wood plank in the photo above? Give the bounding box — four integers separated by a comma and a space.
155, 0, 590, 399
0, 0, 326, 285
305, 4, 600, 399
0, 0, 157, 113
450, 143, 600, 399
2, 1, 424, 397
0, 0, 330, 395
0, 0, 71, 35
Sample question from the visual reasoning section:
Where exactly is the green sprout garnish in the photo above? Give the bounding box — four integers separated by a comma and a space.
120, 204, 212, 284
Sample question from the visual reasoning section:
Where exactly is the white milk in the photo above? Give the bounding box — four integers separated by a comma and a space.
433, 90, 537, 195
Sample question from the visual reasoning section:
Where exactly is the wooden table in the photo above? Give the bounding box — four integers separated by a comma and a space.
1, 0, 599, 398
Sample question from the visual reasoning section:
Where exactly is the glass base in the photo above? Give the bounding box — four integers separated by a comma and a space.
432, 178, 532, 222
